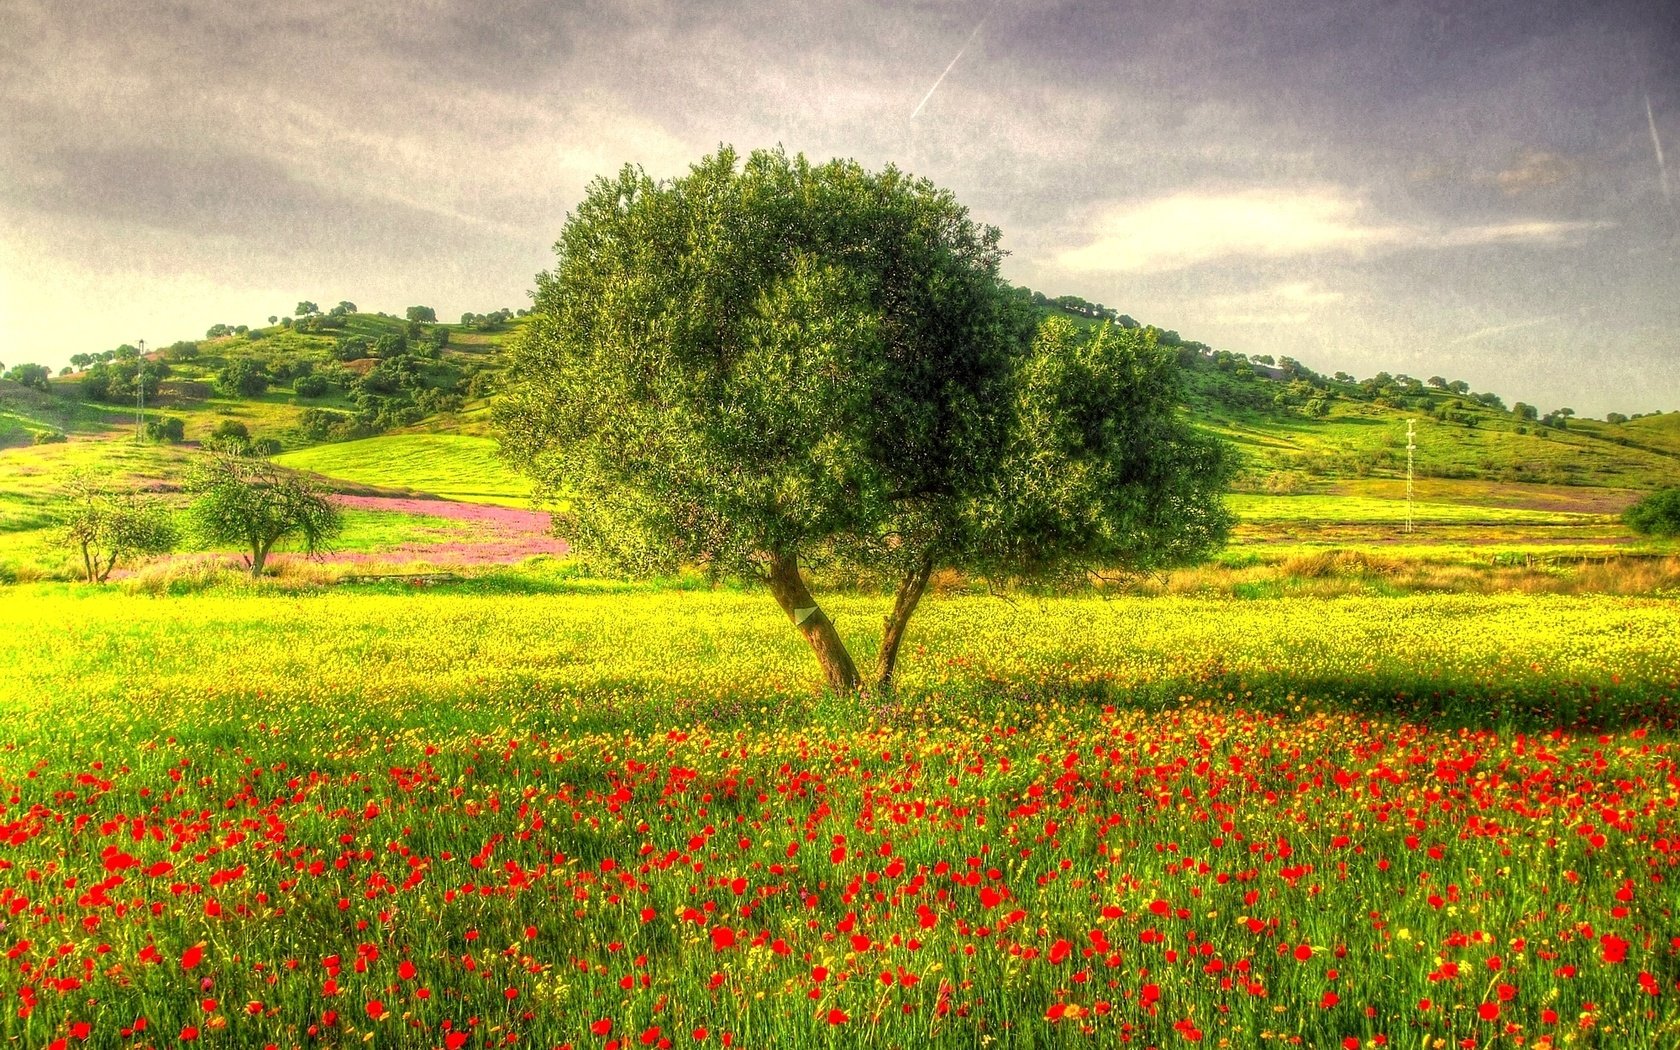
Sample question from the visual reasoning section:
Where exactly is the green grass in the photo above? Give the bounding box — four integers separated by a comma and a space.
0, 586, 1675, 1048
274, 434, 532, 506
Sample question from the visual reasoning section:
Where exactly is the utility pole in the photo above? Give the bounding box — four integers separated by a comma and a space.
135, 339, 147, 443
1405, 418, 1416, 534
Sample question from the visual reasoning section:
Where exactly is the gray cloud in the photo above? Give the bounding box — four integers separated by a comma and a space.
1, 0, 1676, 414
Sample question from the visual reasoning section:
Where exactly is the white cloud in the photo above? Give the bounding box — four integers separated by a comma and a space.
1208, 280, 1345, 325
1054, 186, 1612, 273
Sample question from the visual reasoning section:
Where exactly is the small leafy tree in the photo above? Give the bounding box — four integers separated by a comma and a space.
144, 416, 186, 443
186, 453, 341, 577
56, 473, 177, 583
217, 358, 270, 397
406, 305, 437, 323
1624, 488, 1680, 537
3, 363, 52, 391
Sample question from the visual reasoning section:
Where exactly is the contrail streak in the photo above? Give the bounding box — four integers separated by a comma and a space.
911, 0, 1003, 119
1447, 314, 1567, 346
1648, 94, 1672, 203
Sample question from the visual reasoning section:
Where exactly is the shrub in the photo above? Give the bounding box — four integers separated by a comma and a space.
33, 430, 67, 445
144, 416, 186, 443
1623, 488, 1680, 537
294, 374, 330, 398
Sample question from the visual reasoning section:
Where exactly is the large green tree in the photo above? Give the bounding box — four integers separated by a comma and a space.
498, 147, 1231, 691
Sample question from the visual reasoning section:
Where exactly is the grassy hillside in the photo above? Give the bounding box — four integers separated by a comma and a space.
4, 292, 1678, 585
274, 434, 531, 506
5, 311, 525, 451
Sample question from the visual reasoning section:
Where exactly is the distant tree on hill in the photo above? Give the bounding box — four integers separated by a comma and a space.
3, 363, 52, 391
1427, 376, 1447, 389
1624, 488, 1680, 537
406, 305, 437, 323
83, 359, 165, 403
296, 301, 320, 317
1606, 412, 1629, 425
293, 374, 330, 398
1512, 402, 1538, 421
329, 301, 357, 317
217, 359, 271, 398
186, 453, 341, 578
1447, 380, 1470, 395
208, 420, 250, 445
56, 472, 177, 583
269, 315, 279, 325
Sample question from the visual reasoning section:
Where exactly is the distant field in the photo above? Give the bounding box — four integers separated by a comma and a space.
1226, 492, 1603, 524
275, 434, 533, 506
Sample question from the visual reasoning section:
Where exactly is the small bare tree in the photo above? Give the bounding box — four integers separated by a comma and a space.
56, 472, 177, 583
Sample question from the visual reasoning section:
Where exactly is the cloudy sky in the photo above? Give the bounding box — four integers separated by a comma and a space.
2, 0, 1676, 415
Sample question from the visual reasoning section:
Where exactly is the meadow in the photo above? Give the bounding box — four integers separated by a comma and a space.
4, 313, 1680, 1048
1, 588, 1676, 1048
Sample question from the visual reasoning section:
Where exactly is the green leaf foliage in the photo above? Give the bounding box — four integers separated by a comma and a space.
56, 472, 178, 583
969, 316, 1233, 586
497, 145, 1025, 579
497, 146, 1233, 688
1623, 487, 1680, 537
185, 453, 341, 577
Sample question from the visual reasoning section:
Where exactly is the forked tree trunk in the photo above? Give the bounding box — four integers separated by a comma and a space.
250, 537, 274, 578
878, 554, 934, 691
766, 551, 860, 692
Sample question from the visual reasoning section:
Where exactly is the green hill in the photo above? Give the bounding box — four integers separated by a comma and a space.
274, 435, 530, 506
3, 290, 1678, 583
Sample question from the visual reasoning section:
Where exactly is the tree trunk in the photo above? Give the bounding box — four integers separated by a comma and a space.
766, 551, 860, 692
878, 554, 934, 691
251, 539, 272, 578
80, 542, 96, 584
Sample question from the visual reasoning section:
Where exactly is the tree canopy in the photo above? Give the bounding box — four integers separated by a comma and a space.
498, 146, 1232, 691
1623, 487, 1680, 537
186, 453, 341, 577
56, 473, 177, 583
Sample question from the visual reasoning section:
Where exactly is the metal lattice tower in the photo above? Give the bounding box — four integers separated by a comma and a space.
1405, 418, 1416, 534
134, 339, 146, 443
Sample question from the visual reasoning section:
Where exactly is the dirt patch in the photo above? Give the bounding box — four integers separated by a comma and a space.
308, 494, 569, 565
